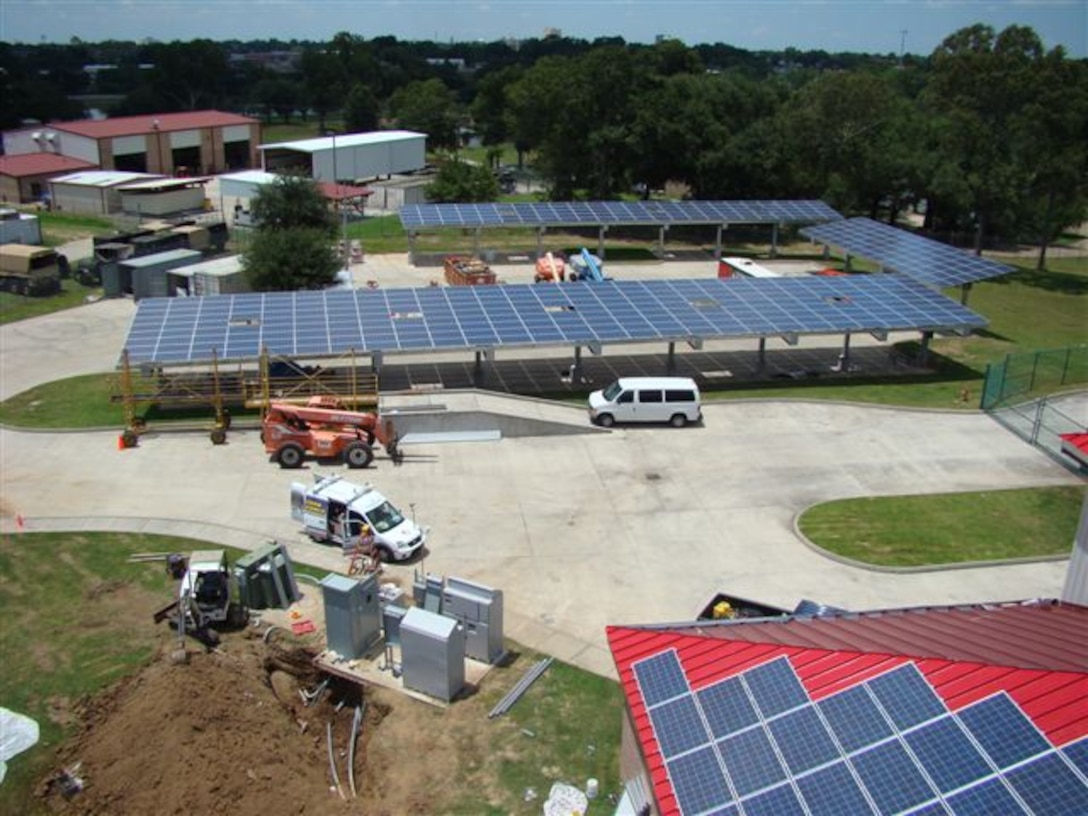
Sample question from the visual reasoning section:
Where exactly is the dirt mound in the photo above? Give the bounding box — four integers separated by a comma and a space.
37, 631, 376, 815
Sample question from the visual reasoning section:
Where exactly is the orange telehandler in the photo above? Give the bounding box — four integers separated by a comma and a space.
261, 397, 402, 469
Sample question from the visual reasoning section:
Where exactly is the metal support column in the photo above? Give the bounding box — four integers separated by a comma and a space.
570, 345, 583, 383
598, 226, 607, 260
758, 337, 767, 372
960, 281, 973, 306
770, 223, 779, 258
658, 225, 668, 258
407, 232, 417, 266
845, 254, 853, 272
667, 342, 676, 373
473, 350, 485, 387
919, 331, 933, 366
715, 225, 724, 259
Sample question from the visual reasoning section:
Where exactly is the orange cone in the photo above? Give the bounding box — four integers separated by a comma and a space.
15, 514, 25, 530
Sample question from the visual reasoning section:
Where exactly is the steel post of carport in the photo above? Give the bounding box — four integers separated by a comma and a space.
598, 226, 607, 260
657, 225, 668, 258
758, 337, 767, 372
714, 224, 726, 260
407, 231, 417, 266
919, 330, 933, 366
667, 341, 676, 373
770, 223, 779, 258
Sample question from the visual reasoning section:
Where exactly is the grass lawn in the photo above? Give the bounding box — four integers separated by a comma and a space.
0, 283, 104, 326
798, 486, 1086, 567
0, 532, 622, 815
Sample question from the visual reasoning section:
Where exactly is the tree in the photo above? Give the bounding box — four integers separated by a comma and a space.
920, 24, 1066, 252
243, 176, 340, 291
389, 78, 460, 149
425, 158, 500, 203
145, 40, 231, 110
344, 83, 380, 132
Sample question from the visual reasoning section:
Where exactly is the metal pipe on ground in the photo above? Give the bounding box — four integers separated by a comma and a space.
488, 657, 554, 718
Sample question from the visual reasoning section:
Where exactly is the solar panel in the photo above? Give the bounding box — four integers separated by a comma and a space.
801, 217, 1014, 288
400, 199, 842, 230
666, 744, 731, 815
768, 706, 841, 774
633, 649, 1079, 816
718, 726, 788, 796
903, 716, 993, 793
743, 656, 809, 718
739, 782, 806, 815
957, 694, 1051, 769
1004, 751, 1088, 815
795, 761, 876, 815
649, 695, 710, 759
698, 677, 759, 739
943, 778, 1029, 816
121, 276, 988, 366
819, 685, 894, 754
1062, 736, 1088, 776
866, 664, 948, 730
633, 650, 689, 708
850, 739, 937, 814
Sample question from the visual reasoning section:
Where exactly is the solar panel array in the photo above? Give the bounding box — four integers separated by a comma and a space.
801, 217, 1014, 288
400, 200, 842, 230
632, 651, 1088, 816
121, 277, 986, 365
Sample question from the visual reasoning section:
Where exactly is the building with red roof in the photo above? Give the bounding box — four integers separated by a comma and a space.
1, 111, 261, 203
607, 599, 1088, 815
0, 153, 97, 205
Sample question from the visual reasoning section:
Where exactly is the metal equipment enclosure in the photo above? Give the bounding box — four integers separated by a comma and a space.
233, 542, 299, 611
321, 572, 381, 660
441, 577, 505, 664
120, 248, 202, 300
400, 606, 465, 702
260, 130, 426, 182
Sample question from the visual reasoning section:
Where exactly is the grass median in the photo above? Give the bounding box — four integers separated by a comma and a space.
798, 486, 1086, 567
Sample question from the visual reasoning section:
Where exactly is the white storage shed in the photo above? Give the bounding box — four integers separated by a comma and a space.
260, 130, 426, 183
50, 170, 164, 215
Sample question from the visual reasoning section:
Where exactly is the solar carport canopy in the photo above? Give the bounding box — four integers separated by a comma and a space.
121, 276, 986, 366
400, 200, 842, 229
802, 217, 1014, 288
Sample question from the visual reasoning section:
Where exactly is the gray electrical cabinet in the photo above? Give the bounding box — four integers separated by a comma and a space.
400, 607, 464, 702
382, 603, 408, 646
320, 572, 381, 660
442, 576, 505, 664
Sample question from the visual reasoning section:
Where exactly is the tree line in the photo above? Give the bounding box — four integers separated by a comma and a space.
2, 27, 1085, 261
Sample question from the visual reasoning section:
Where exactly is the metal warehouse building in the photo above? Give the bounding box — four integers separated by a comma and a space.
260, 130, 426, 183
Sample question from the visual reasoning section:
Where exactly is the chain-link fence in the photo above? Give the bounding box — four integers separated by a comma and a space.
981, 346, 1088, 410
988, 394, 1087, 471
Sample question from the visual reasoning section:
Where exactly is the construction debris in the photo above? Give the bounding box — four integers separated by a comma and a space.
488, 657, 553, 718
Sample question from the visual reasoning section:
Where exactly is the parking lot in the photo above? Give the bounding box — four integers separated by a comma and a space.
0, 261, 1082, 679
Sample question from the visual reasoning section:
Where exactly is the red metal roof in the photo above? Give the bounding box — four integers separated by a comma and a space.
316, 181, 373, 202
49, 110, 257, 139
607, 600, 1088, 816
0, 153, 97, 178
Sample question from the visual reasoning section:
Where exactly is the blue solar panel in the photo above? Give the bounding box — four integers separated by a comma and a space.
795, 761, 875, 815
1005, 751, 1088, 816
744, 657, 809, 718
957, 694, 1051, 769
768, 706, 841, 774
122, 275, 987, 365
944, 778, 1029, 816
1062, 736, 1088, 776
801, 217, 1013, 288
633, 650, 688, 707
740, 783, 806, 816
903, 716, 993, 793
851, 739, 937, 814
698, 677, 759, 740
867, 664, 947, 730
401, 200, 842, 230
904, 801, 951, 816
649, 695, 710, 759
819, 685, 894, 754
667, 745, 730, 816
718, 726, 788, 796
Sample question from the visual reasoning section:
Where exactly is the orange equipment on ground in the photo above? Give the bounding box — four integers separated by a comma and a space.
261, 397, 401, 469
444, 255, 496, 286
534, 252, 565, 283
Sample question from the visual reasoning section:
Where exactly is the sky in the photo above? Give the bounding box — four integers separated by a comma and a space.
0, 0, 1084, 57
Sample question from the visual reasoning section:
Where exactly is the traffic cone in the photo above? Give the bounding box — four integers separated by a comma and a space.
15, 513, 25, 530
117, 434, 125, 450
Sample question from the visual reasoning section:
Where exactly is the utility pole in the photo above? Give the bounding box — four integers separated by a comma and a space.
899, 29, 908, 66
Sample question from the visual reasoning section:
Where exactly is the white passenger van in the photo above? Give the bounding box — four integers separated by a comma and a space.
588, 377, 702, 427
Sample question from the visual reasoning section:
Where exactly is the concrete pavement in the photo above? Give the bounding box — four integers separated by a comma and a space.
0, 264, 1084, 681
